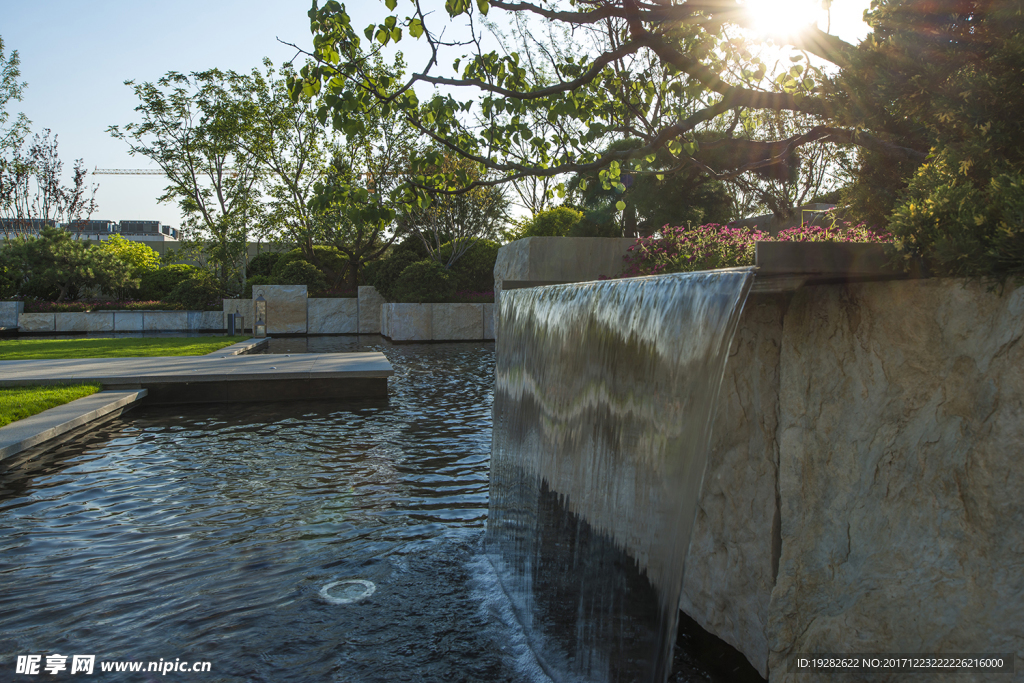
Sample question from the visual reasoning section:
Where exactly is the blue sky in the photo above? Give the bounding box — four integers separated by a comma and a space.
4, 0, 871, 230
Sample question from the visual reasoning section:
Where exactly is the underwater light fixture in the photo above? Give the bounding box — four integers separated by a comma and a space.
319, 579, 376, 605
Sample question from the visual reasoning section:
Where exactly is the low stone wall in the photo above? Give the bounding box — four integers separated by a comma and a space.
13, 310, 225, 333
381, 302, 495, 341
7, 287, 486, 339
679, 279, 1024, 680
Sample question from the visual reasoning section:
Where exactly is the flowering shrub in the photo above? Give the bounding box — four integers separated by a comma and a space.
622, 222, 894, 277
22, 300, 94, 313
622, 224, 768, 278
776, 223, 893, 243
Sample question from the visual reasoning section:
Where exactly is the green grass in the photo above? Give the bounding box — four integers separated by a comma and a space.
0, 384, 102, 428
0, 336, 251, 361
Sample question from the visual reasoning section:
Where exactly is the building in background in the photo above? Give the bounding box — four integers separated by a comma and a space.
0, 218, 180, 245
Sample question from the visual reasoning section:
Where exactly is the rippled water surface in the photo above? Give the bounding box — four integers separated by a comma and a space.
0, 337, 757, 682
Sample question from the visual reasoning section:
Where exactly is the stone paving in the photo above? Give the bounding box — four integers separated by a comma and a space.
0, 338, 395, 459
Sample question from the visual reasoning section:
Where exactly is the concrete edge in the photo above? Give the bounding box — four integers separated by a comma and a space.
204, 337, 271, 357
0, 389, 148, 460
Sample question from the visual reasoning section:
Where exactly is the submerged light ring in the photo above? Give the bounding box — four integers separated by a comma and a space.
319, 579, 376, 605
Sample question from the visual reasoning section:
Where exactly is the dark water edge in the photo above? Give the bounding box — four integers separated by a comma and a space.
0, 337, 763, 682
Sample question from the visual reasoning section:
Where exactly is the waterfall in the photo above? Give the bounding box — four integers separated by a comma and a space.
488, 268, 754, 683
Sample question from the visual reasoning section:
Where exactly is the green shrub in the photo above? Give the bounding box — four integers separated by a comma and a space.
393, 234, 430, 259
521, 207, 583, 237
277, 260, 327, 292
137, 265, 199, 301
438, 239, 500, 291
271, 246, 348, 288
391, 259, 456, 303
247, 251, 282, 278
888, 148, 1024, 281
570, 208, 622, 237
244, 275, 277, 299
165, 274, 223, 310
371, 250, 420, 302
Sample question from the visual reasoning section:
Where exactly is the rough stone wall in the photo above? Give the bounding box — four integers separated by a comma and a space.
766, 279, 1024, 681
681, 294, 788, 678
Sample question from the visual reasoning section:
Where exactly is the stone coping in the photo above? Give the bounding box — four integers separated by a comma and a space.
0, 389, 148, 460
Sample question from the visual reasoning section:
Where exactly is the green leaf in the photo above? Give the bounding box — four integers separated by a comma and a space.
683, 140, 698, 155
476, 0, 489, 15
656, 173, 665, 181
385, 0, 397, 9
409, 17, 424, 38
615, 200, 626, 211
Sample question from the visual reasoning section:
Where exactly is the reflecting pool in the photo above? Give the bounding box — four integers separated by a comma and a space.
0, 338, 758, 682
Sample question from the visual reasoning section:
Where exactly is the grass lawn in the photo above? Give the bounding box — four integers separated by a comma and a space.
0, 384, 102, 428
0, 336, 251, 361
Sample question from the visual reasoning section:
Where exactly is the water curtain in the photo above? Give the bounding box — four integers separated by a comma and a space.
488, 268, 754, 683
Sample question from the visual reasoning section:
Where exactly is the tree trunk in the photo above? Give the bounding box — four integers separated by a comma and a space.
348, 259, 359, 291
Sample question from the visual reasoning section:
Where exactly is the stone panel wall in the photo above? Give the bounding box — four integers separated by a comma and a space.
0, 301, 23, 327
670, 279, 1024, 681
358, 286, 384, 334
308, 298, 358, 334
257, 285, 307, 334
380, 303, 495, 341
17, 313, 54, 332
767, 280, 1024, 681
681, 294, 788, 677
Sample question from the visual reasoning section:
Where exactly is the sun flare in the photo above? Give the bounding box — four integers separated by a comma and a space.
742, 0, 824, 37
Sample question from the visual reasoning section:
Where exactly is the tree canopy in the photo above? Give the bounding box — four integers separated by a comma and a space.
294, 0, 1024, 278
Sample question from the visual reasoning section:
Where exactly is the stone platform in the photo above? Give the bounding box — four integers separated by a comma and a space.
0, 343, 393, 405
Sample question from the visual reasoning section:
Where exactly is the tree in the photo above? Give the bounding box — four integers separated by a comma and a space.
0, 129, 98, 239
566, 138, 734, 236
0, 36, 29, 155
398, 151, 508, 267
110, 71, 264, 291
3, 226, 135, 301
306, 54, 423, 289
294, 0, 1024, 277
97, 234, 160, 299
225, 60, 337, 261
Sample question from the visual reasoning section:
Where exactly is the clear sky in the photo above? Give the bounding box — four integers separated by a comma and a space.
3, 0, 871, 230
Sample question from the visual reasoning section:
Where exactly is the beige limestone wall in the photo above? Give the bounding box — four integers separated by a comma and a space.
307, 298, 358, 334
674, 278, 1024, 681
358, 286, 384, 334
768, 279, 1024, 681
257, 285, 307, 334
17, 312, 54, 332
0, 301, 23, 327
681, 294, 788, 678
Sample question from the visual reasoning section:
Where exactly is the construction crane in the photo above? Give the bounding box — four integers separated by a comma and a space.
93, 168, 165, 175
93, 167, 238, 177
